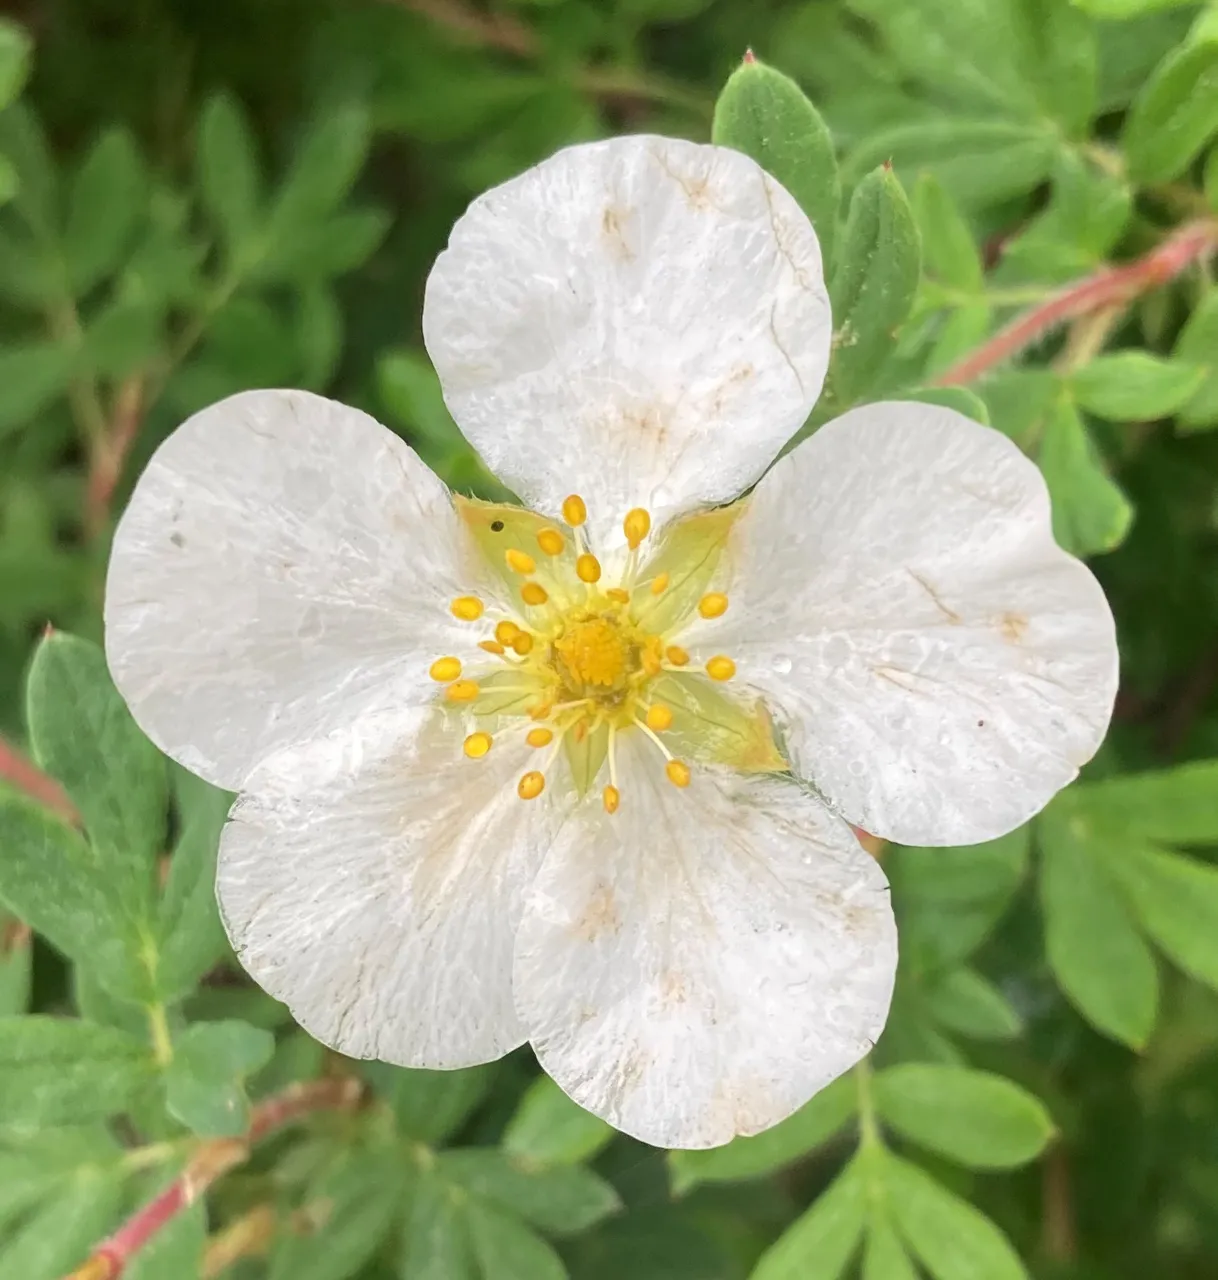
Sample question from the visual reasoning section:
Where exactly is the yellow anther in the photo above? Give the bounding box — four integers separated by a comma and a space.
666, 645, 690, 667
450, 596, 484, 621
699, 593, 729, 619
526, 727, 554, 748
429, 656, 462, 682
606, 588, 630, 604
666, 760, 692, 788
645, 703, 673, 732
623, 507, 651, 550
576, 553, 602, 584
511, 632, 534, 655
495, 620, 520, 646
528, 701, 554, 720
463, 732, 492, 759
479, 640, 505, 656
650, 573, 670, 596
562, 494, 588, 527
506, 548, 536, 575
641, 648, 662, 676
537, 527, 565, 556
518, 771, 546, 800
706, 655, 737, 681
445, 680, 480, 702
603, 784, 621, 814
521, 582, 549, 607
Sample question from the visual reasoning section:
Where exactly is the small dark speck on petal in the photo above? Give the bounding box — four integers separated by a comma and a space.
169, 532, 186, 548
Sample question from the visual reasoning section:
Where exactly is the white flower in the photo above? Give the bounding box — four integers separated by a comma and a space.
104, 135, 1117, 1149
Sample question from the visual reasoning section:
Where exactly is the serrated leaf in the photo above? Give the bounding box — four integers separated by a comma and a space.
749, 1156, 865, 1280
1039, 804, 1158, 1046
712, 59, 839, 265
0, 1016, 153, 1124
826, 165, 920, 409
164, 1020, 275, 1137
882, 1153, 1028, 1280
1072, 761, 1218, 843
0, 342, 73, 436
196, 92, 263, 259
504, 1075, 614, 1167
1123, 40, 1218, 183
669, 1071, 856, 1193
1070, 352, 1206, 420
874, 1064, 1053, 1168
924, 967, 1022, 1041
64, 128, 146, 294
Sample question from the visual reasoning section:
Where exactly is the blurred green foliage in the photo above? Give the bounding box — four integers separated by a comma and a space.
2, 0, 1218, 1277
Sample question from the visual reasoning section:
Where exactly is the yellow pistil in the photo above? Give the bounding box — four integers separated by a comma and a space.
526, 727, 554, 748
521, 582, 549, 606
495, 620, 520, 646
562, 494, 588, 527
506, 548, 536, 575
555, 618, 629, 688
478, 640, 505, 656
518, 771, 545, 800
623, 507, 651, 550
645, 703, 673, 732
603, 784, 620, 814
650, 573, 669, 595
445, 680, 480, 702
450, 596, 484, 621
665, 645, 690, 666
666, 760, 691, 788
576, 553, 602, 584
429, 656, 462, 682
536, 527, 565, 556
706, 655, 736, 681
463, 732, 492, 759
699, 592, 729, 619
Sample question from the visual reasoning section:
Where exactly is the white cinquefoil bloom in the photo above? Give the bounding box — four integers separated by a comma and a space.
105, 136, 1117, 1148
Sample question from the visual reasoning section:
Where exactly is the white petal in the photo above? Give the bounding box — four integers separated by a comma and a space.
513, 733, 895, 1149
692, 401, 1118, 847
423, 135, 830, 550
105, 389, 496, 790
218, 707, 563, 1068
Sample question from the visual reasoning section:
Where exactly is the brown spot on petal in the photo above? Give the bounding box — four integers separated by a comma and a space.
1000, 611, 1029, 643
573, 882, 620, 942
601, 205, 635, 261
658, 970, 688, 1006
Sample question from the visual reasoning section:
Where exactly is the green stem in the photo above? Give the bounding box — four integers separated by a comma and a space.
855, 1058, 881, 1151
147, 1002, 173, 1068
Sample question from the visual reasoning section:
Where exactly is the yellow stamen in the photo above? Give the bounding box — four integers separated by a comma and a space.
478, 640, 505, 656
495, 620, 520, 646
699, 592, 729, 619
562, 494, 588, 527
666, 645, 690, 667
603, 784, 620, 814
445, 680, 479, 702
521, 582, 549, 607
641, 648, 662, 676
429, 656, 462, 682
528, 701, 554, 720
706, 655, 736, 681
606, 587, 630, 604
511, 632, 534, 655
506, 548, 536, 575
573, 721, 588, 743
666, 760, 692, 788
645, 703, 673, 732
623, 507, 651, 550
650, 573, 670, 596
536, 527, 565, 556
526, 728, 553, 748
450, 596, 484, 621
463, 732, 492, 759
518, 771, 545, 800
576, 553, 601, 584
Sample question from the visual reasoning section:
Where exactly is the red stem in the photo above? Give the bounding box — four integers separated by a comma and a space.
934, 219, 1218, 387
0, 733, 78, 825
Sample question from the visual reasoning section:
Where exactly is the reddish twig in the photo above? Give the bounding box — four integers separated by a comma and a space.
0, 733, 79, 825
85, 376, 146, 539
384, 0, 534, 55
935, 219, 1218, 387
61, 1078, 362, 1280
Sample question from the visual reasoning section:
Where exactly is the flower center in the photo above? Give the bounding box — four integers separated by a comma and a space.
554, 615, 633, 690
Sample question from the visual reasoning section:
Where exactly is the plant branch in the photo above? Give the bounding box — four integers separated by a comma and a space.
61, 1078, 363, 1280
85, 375, 146, 539
201, 1204, 277, 1278
934, 219, 1218, 387
0, 732, 79, 824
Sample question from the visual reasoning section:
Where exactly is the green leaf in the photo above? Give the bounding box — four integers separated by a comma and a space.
863, 1220, 920, 1280
0, 104, 56, 234
1122, 39, 1218, 183
252, 207, 389, 282
899, 386, 990, 426
297, 284, 343, 389
78, 296, 161, 379
1011, 0, 1098, 134
1039, 804, 1158, 1046
882, 1153, 1028, 1280
0, 1168, 124, 1280
924, 967, 1023, 1041
826, 165, 920, 410
0, 153, 17, 206
0, 915, 30, 1015
0, 342, 73, 436
164, 1020, 275, 1137
26, 631, 166, 895
874, 1064, 1054, 1169
912, 174, 981, 291
750, 1156, 866, 1280
669, 1071, 856, 1193
440, 1150, 620, 1237
376, 1062, 495, 1144
127, 1202, 205, 1280
467, 1202, 567, 1280
1076, 0, 1194, 14
712, 58, 840, 265
1072, 761, 1218, 843
400, 1171, 474, 1279
0, 1016, 153, 1124
1174, 290, 1218, 430
1107, 844, 1218, 991
0, 19, 32, 111
64, 127, 146, 293
268, 103, 371, 235
503, 1075, 615, 1167
196, 92, 263, 259
1070, 352, 1206, 420
1038, 395, 1132, 556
